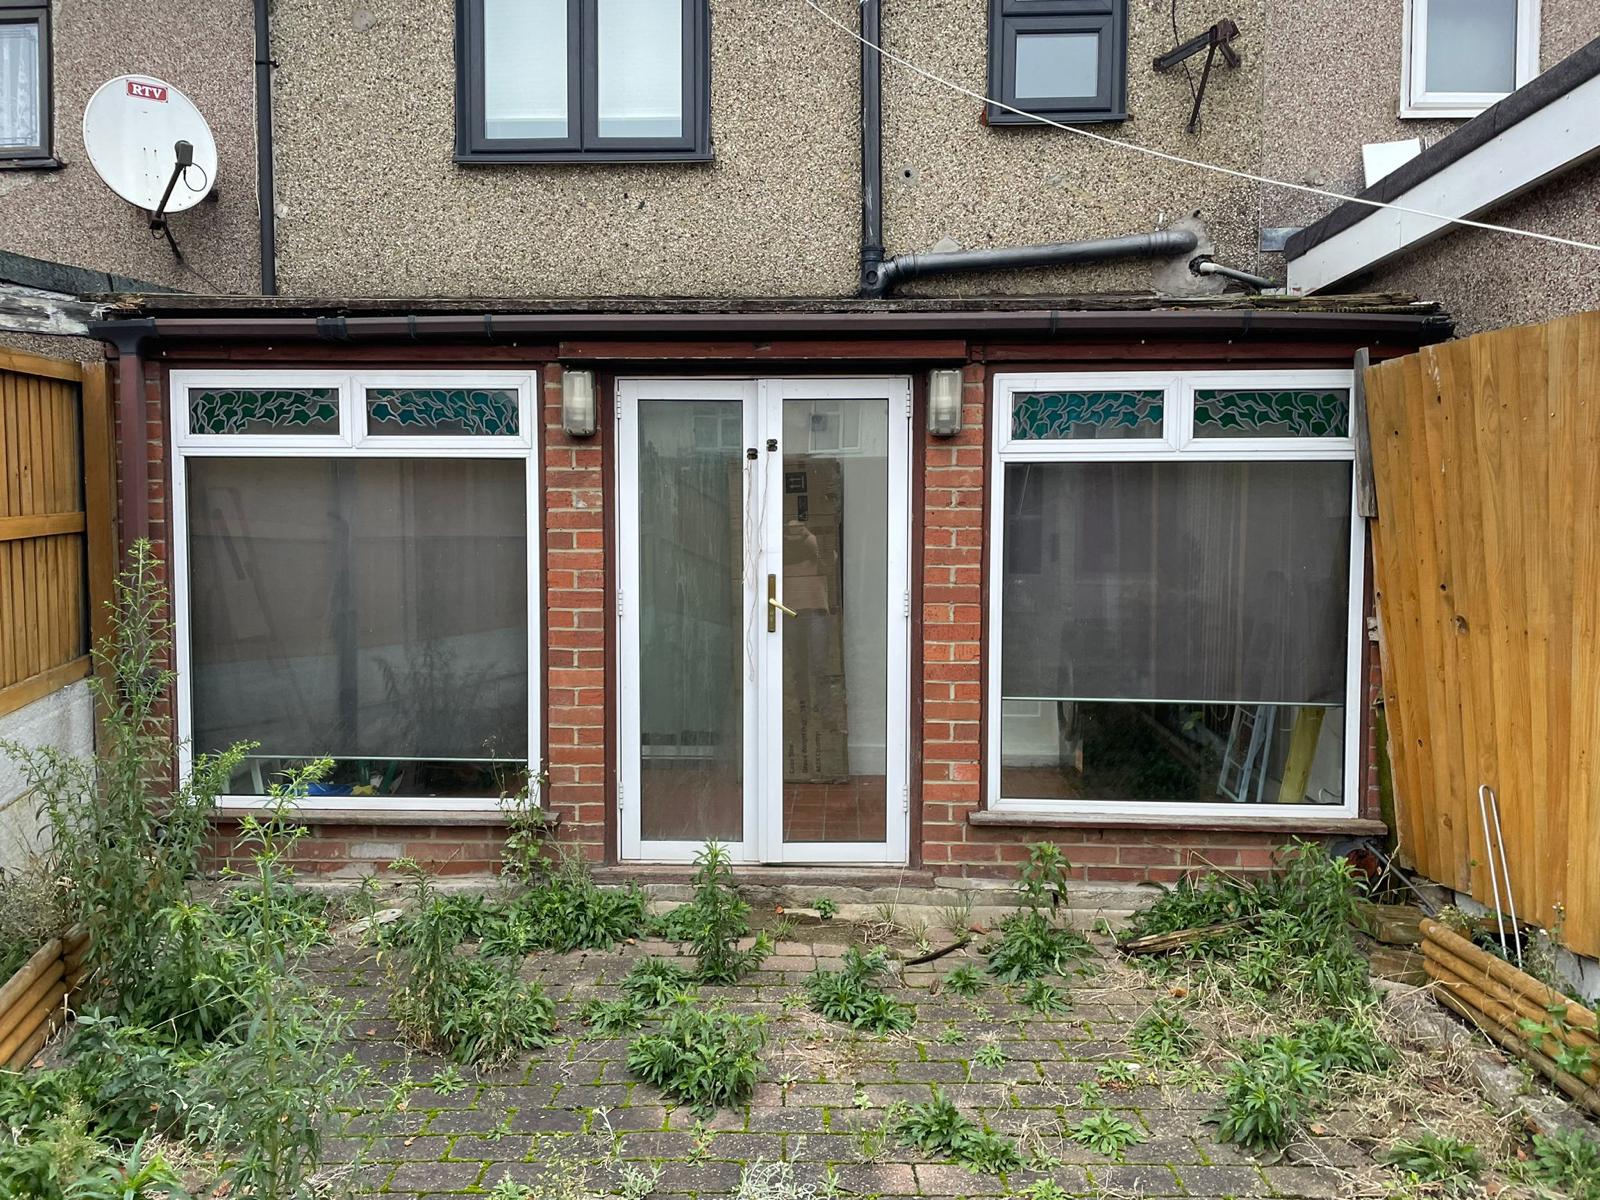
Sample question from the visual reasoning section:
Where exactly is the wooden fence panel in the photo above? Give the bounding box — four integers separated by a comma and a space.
0, 351, 115, 718
1366, 311, 1600, 958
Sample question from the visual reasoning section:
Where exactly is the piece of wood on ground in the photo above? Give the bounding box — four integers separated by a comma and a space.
1115, 916, 1255, 955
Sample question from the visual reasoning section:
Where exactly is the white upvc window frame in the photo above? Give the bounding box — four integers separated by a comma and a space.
1401, 0, 1539, 119
987, 369, 1366, 824
169, 368, 540, 814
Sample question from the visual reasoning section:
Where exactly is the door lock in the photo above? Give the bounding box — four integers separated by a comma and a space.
767, 574, 796, 631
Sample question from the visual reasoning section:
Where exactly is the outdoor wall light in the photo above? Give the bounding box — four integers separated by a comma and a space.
927, 368, 963, 437
561, 368, 597, 438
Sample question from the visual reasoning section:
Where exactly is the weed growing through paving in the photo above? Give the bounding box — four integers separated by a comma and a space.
973, 1039, 1008, 1070
1130, 1000, 1201, 1066
985, 844, 1094, 983
580, 997, 649, 1037
673, 841, 772, 983
813, 898, 840, 920
936, 1023, 964, 1045
1382, 1132, 1486, 1195
622, 957, 693, 1008
1068, 1109, 1146, 1159
895, 1090, 1024, 1174
805, 946, 914, 1034
942, 963, 987, 996
1012, 1178, 1071, 1200
389, 861, 556, 1065
477, 851, 648, 955
1018, 978, 1071, 1015
626, 993, 767, 1112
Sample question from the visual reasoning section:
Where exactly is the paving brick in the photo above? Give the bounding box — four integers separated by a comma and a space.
383, 1160, 485, 1191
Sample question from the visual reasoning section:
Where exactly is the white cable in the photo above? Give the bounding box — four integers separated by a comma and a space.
799, 0, 1600, 258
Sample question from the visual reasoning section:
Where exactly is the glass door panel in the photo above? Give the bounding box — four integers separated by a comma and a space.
619, 382, 756, 861
778, 398, 891, 845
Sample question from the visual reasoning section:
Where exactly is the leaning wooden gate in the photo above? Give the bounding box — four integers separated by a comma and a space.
1365, 311, 1600, 958
0, 349, 116, 719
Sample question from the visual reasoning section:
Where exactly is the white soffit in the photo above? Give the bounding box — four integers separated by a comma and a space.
1287, 69, 1600, 293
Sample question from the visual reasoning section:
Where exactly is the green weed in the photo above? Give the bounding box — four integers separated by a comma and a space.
626, 994, 766, 1112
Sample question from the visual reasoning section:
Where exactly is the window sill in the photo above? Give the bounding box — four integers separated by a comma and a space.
987, 111, 1127, 127
0, 156, 63, 171
969, 809, 1387, 835
455, 150, 714, 166
210, 805, 516, 826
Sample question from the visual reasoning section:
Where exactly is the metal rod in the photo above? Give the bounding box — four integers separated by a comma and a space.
1486, 786, 1522, 968
254, 0, 278, 295
1478, 783, 1511, 961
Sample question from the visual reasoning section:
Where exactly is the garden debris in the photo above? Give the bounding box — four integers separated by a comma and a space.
1114, 916, 1255, 955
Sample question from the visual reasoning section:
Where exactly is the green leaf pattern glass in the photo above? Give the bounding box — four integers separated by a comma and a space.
367, 388, 520, 436
1011, 390, 1164, 440
189, 388, 339, 435
1192, 389, 1349, 438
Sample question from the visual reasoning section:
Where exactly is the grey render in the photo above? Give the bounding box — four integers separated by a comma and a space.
1, 0, 1597, 325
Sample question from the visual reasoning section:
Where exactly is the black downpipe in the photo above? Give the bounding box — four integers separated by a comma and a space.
253, 0, 278, 295
854, 3, 1201, 297
859, 0, 885, 294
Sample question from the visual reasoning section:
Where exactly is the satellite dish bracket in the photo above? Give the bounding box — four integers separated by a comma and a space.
149, 139, 195, 230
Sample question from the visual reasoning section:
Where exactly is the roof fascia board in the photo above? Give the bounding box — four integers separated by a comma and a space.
1287, 68, 1600, 293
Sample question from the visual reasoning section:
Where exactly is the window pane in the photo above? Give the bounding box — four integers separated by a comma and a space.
189, 388, 340, 436
188, 457, 528, 799
1192, 388, 1350, 438
1425, 0, 1517, 94
1014, 31, 1099, 100
999, 460, 1351, 805
366, 387, 520, 436
483, 0, 569, 140
0, 20, 43, 150
598, 0, 683, 139
636, 401, 743, 841
1012, 390, 1163, 440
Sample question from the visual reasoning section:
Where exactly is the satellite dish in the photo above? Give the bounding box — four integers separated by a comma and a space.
82, 75, 218, 216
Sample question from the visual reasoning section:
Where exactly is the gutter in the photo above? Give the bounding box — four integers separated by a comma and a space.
91, 307, 1452, 341
88, 318, 158, 544
254, 0, 278, 295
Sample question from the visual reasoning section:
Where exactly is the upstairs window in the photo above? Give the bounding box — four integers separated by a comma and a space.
0, 1, 49, 162
987, 0, 1127, 126
457, 0, 711, 162
1403, 0, 1538, 117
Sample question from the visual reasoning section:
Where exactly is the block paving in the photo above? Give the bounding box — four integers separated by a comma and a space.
318, 935, 1362, 1199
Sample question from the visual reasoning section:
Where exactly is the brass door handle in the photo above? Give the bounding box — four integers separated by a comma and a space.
767, 574, 796, 631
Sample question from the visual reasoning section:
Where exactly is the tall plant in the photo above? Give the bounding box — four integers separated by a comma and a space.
1, 540, 248, 1010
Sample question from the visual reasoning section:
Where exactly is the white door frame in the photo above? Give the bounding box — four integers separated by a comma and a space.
616, 376, 912, 865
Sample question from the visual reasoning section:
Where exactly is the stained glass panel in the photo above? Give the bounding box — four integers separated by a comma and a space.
1192, 389, 1350, 438
189, 388, 339, 436
1011, 390, 1164, 440
366, 388, 520, 436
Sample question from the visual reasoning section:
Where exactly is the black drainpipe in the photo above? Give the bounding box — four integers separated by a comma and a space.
854, 4, 1199, 298
254, 0, 278, 295
859, 0, 885, 295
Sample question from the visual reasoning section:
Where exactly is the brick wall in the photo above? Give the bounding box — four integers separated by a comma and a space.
919, 363, 989, 870
542, 368, 609, 861
202, 820, 507, 877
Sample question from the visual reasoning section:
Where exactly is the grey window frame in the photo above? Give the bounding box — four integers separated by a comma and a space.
987, 0, 1127, 126
0, 0, 51, 165
456, 0, 711, 164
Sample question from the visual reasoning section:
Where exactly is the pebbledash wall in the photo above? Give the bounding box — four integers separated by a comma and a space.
115, 308, 1426, 886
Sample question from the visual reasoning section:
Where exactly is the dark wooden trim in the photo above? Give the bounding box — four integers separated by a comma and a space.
153, 343, 561, 365
79, 362, 118, 668
556, 339, 969, 362
976, 341, 1425, 366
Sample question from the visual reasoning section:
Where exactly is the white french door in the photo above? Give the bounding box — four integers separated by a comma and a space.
617, 377, 912, 864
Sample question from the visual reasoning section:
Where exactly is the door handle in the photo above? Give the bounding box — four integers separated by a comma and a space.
767, 574, 796, 631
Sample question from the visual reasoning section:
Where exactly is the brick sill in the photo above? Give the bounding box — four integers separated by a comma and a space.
968, 810, 1387, 836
